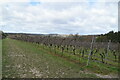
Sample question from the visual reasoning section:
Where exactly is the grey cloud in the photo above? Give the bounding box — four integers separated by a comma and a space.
1, 2, 118, 34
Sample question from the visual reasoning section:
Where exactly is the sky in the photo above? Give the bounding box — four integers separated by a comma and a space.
0, 0, 119, 35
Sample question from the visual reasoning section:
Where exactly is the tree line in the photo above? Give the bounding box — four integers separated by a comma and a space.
96, 31, 120, 43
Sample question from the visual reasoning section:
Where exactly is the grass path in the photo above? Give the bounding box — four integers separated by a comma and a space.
2, 38, 99, 78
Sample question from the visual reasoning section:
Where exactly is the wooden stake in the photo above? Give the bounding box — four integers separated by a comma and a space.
86, 35, 95, 66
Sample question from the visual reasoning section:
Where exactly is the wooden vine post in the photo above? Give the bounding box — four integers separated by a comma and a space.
106, 40, 111, 56
104, 40, 111, 63
86, 35, 95, 66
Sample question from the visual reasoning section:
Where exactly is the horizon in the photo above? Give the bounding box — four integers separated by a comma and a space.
2, 30, 119, 36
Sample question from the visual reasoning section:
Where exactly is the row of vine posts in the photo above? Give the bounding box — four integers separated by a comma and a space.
8, 34, 118, 67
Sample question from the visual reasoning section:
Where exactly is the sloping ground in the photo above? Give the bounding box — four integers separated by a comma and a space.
2, 38, 98, 78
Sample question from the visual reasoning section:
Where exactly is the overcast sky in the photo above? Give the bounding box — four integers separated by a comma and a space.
0, 0, 119, 35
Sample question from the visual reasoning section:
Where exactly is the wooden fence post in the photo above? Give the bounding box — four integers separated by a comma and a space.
104, 40, 111, 63
107, 40, 111, 56
86, 35, 95, 66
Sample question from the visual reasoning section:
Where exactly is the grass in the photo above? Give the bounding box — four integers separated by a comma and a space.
26, 39, 119, 75
2, 38, 98, 78
36, 43, 118, 75
16, 39, 119, 75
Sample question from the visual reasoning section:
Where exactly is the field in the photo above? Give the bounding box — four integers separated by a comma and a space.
2, 38, 119, 78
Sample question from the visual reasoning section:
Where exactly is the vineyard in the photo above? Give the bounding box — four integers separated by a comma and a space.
9, 34, 119, 65
1, 0, 119, 78
2, 33, 119, 78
